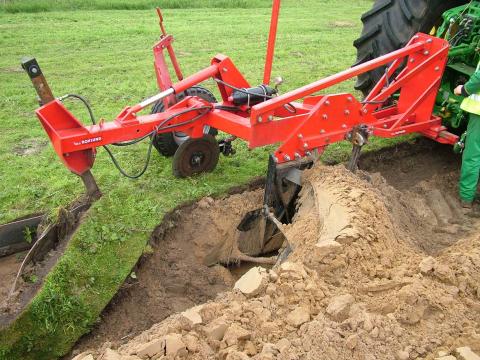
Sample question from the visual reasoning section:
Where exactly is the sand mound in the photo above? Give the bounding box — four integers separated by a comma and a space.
75, 162, 480, 360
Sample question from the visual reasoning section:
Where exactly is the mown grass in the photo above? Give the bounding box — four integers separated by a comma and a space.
0, 1, 413, 358
1, 0, 271, 13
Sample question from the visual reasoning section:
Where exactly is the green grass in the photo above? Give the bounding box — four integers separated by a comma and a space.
0, 1, 410, 358
0, 0, 271, 13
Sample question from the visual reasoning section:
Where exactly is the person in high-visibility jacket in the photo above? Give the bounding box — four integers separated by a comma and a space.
454, 61, 480, 208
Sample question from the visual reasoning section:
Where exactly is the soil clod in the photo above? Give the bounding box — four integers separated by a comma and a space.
70, 143, 480, 359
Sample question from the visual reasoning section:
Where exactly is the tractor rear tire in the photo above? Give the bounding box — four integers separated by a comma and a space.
354, 0, 468, 96
151, 86, 218, 157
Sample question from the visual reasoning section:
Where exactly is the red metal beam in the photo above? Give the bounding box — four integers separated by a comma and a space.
252, 40, 427, 121
34, 33, 456, 176
263, 0, 281, 85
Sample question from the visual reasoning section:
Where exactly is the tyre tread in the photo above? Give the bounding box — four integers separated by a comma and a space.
151, 86, 217, 157
354, 0, 467, 94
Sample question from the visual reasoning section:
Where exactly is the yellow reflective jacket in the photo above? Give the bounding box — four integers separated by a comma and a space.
461, 61, 480, 115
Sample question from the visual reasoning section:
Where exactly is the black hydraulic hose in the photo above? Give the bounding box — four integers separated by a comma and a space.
102, 138, 155, 179
104, 106, 212, 179
154, 106, 212, 131
59, 93, 212, 179
59, 94, 97, 124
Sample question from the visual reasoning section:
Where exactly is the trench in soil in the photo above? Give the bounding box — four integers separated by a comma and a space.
67, 139, 472, 356
0, 201, 90, 329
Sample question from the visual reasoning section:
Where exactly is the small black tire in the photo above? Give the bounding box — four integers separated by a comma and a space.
354, 0, 468, 96
151, 86, 218, 157
172, 135, 220, 178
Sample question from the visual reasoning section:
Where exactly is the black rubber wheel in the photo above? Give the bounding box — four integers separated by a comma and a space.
354, 0, 468, 96
151, 86, 218, 157
172, 134, 220, 178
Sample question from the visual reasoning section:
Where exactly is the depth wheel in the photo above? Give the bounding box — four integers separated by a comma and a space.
172, 135, 220, 178
151, 86, 217, 157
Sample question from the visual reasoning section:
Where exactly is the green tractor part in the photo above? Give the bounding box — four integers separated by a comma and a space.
454, 130, 468, 153
355, 0, 480, 131
435, 1, 480, 129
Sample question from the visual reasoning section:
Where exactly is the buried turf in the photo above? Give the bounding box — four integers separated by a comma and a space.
68, 140, 480, 359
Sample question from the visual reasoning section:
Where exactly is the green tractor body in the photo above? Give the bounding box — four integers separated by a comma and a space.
435, 1, 480, 129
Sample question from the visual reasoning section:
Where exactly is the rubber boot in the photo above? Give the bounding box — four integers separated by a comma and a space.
459, 113, 480, 203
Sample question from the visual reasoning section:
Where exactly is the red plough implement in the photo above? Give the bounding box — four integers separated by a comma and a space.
22, 0, 456, 238
33, 32, 453, 172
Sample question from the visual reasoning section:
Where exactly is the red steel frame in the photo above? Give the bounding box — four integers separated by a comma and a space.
34, 2, 456, 177
153, 8, 183, 107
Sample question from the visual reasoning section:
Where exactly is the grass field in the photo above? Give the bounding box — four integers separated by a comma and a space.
0, 0, 386, 223
0, 1, 412, 358
0, 0, 272, 12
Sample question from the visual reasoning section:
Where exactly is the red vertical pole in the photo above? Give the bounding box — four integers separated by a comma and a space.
263, 0, 281, 85
156, 8, 167, 36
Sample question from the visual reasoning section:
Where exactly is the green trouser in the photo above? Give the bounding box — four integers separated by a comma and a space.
460, 113, 480, 202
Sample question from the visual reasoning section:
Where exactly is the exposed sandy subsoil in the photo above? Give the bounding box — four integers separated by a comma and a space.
72, 142, 480, 360
0, 254, 22, 305
71, 182, 266, 354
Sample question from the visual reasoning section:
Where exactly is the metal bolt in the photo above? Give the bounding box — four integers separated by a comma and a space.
363, 108, 368, 114
31, 67, 38, 74
347, 97, 353, 102
268, 115, 274, 121
423, 50, 430, 56
305, 151, 312, 157
342, 124, 347, 129
320, 129, 325, 134
272, 156, 278, 163
325, 100, 330, 106
222, 67, 228, 72
344, 110, 350, 116
294, 152, 301, 160
303, 142, 308, 149
435, 66, 440, 71
284, 154, 291, 161
258, 116, 263, 123
426, 39, 433, 44
132, 112, 136, 117
383, 124, 388, 128
322, 114, 328, 120
297, 133, 303, 139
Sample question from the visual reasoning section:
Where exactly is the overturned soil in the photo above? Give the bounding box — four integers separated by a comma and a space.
74, 140, 480, 360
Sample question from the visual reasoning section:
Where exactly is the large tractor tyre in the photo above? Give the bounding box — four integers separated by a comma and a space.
354, 0, 468, 96
151, 86, 218, 157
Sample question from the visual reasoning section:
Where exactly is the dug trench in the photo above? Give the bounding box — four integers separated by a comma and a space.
0, 200, 91, 329
68, 138, 480, 359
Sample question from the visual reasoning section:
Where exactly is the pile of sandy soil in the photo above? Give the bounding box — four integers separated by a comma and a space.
73, 162, 480, 360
